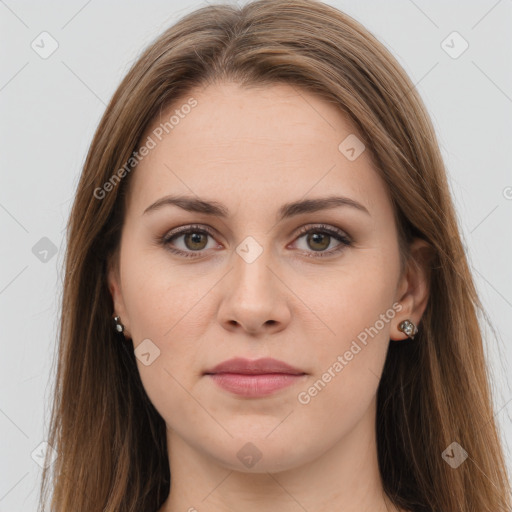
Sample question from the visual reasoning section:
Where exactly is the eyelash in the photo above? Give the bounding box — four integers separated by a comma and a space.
159, 223, 352, 259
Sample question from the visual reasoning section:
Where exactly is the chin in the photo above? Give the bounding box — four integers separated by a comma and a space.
203, 436, 317, 474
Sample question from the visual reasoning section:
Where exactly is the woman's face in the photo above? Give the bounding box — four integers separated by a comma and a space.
108, 82, 425, 473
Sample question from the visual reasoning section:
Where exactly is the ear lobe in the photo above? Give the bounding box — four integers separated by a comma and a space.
106, 254, 119, 301
391, 238, 433, 340
106, 254, 127, 325
107, 263, 119, 303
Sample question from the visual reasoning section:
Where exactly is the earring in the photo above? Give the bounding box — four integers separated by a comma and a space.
398, 319, 418, 340
113, 315, 124, 334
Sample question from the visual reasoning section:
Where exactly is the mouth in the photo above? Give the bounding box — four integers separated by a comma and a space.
204, 357, 307, 397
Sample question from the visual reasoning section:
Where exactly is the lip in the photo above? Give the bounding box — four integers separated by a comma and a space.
204, 357, 305, 375
204, 357, 307, 398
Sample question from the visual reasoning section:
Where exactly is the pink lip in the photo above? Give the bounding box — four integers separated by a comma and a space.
204, 357, 307, 397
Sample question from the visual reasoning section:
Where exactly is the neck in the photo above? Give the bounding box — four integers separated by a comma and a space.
158, 399, 401, 512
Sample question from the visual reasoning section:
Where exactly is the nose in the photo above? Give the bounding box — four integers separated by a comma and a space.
217, 248, 291, 336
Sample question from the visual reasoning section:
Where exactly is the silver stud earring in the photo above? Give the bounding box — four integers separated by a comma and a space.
113, 315, 124, 334
398, 319, 418, 340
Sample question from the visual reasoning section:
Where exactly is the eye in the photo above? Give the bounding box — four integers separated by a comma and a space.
160, 224, 219, 258
291, 224, 352, 258
159, 223, 352, 259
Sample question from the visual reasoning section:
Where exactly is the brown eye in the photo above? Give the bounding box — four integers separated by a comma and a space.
293, 224, 352, 258
161, 223, 351, 260
306, 232, 331, 251
161, 225, 218, 258
183, 232, 209, 251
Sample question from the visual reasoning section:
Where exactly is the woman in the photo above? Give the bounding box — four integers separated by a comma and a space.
39, 1, 511, 511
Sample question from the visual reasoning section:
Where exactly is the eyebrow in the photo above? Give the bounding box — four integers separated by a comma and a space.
143, 194, 370, 221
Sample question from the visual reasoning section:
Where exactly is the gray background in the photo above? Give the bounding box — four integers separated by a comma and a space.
1, 0, 511, 510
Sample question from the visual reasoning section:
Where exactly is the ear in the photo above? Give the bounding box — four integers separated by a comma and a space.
390, 237, 433, 341
107, 252, 131, 338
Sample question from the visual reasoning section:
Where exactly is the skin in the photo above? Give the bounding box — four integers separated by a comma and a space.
108, 82, 430, 512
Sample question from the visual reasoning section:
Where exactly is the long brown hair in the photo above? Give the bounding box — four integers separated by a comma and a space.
39, 1, 511, 510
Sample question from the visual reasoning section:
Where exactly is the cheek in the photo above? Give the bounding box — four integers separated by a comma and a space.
319, 251, 399, 346
119, 247, 210, 425
118, 241, 215, 399
304, 248, 400, 396
118, 237, 204, 340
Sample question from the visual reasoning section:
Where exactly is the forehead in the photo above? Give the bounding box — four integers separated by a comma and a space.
127, 82, 389, 219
